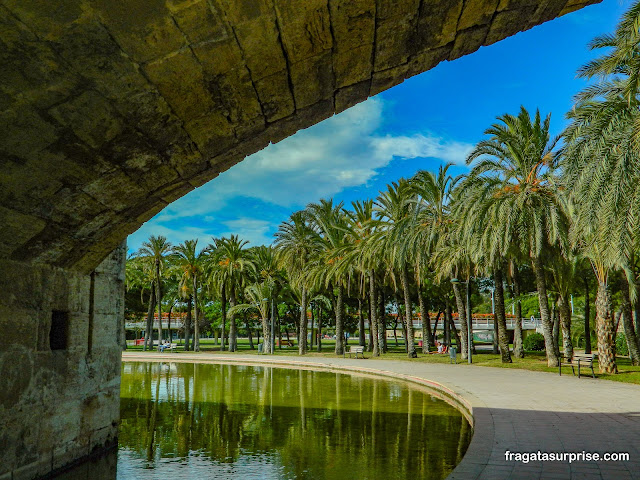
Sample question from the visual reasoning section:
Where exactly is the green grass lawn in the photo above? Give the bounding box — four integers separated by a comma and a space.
126, 338, 640, 385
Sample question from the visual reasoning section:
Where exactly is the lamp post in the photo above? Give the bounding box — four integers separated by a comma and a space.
451, 278, 473, 364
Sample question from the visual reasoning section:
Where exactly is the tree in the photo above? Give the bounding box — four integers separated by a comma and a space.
137, 235, 173, 348
211, 236, 254, 352
173, 240, 206, 352
458, 106, 565, 366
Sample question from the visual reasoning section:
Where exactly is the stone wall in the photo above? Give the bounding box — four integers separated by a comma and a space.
0, 242, 126, 480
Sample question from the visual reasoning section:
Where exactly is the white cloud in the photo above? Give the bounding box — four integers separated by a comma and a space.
219, 218, 273, 247
132, 97, 474, 251
155, 98, 473, 221
127, 221, 214, 253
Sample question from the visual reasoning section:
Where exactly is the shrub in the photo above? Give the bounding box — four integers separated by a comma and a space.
523, 332, 545, 351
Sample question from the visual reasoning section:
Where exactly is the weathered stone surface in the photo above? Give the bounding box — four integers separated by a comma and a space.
0, 242, 125, 480
0, 0, 599, 276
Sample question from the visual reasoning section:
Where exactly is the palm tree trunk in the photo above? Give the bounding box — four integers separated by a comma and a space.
595, 281, 617, 373
512, 265, 524, 358
262, 315, 270, 354
246, 315, 254, 349
620, 272, 640, 366
552, 299, 560, 358
299, 287, 308, 355
379, 289, 387, 353
221, 284, 226, 351
317, 304, 323, 352
401, 265, 417, 358
493, 267, 512, 363
358, 298, 366, 347
168, 305, 172, 347
156, 261, 163, 347
558, 293, 573, 359
451, 281, 468, 359
192, 274, 200, 352
369, 270, 380, 356
532, 255, 559, 367
228, 285, 237, 352
144, 287, 155, 351
584, 278, 591, 354
418, 293, 432, 354
184, 295, 191, 351
335, 284, 345, 355
310, 305, 315, 348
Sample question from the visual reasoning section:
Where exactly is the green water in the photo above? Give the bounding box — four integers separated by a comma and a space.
118, 362, 471, 480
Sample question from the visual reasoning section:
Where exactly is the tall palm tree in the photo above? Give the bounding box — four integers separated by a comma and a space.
459, 106, 566, 366
137, 235, 172, 348
172, 240, 206, 352
374, 180, 418, 358
305, 199, 351, 356
227, 281, 275, 353
212, 235, 254, 352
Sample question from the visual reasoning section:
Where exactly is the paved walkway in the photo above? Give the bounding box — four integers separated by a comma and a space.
122, 352, 640, 480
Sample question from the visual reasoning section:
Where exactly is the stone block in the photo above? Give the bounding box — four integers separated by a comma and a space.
82, 171, 149, 213
0, 306, 38, 350
449, 25, 490, 60
370, 63, 409, 96
375, 0, 421, 21
231, 16, 287, 81
333, 44, 373, 89
92, 0, 186, 63
48, 90, 124, 149
275, 0, 333, 64
335, 80, 370, 113
0, 207, 47, 258
485, 7, 537, 46
458, 0, 500, 31
415, 0, 461, 48
171, 0, 229, 44
183, 113, 236, 157
144, 50, 215, 120
216, 0, 272, 24
406, 44, 452, 79
255, 70, 296, 122
329, 0, 375, 47
290, 52, 334, 109
374, 18, 415, 71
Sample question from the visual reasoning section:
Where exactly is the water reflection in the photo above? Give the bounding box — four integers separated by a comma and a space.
117, 362, 471, 480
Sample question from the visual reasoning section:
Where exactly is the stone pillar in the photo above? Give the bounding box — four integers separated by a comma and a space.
0, 242, 126, 480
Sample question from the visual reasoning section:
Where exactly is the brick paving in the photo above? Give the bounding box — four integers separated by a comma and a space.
123, 352, 640, 480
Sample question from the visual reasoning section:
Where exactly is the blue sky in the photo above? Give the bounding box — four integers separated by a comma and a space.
129, 0, 628, 252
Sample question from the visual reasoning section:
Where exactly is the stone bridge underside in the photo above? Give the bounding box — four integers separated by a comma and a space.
1, 0, 598, 274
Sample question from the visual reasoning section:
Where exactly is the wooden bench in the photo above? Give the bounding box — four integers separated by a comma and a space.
345, 345, 365, 359
559, 353, 596, 378
278, 339, 294, 347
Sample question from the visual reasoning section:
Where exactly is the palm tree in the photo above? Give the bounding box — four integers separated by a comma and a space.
458, 106, 565, 366
275, 211, 319, 355
305, 199, 351, 356
227, 281, 275, 353
137, 235, 172, 348
172, 240, 206, 352
408, 165, 463, 356
125, 255, 155, 350
374, 180, 418, 358
560, 4, 640, 372
212, 235, 254, 352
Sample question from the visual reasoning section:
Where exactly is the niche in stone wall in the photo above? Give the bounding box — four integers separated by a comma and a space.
50, 310, 69, 350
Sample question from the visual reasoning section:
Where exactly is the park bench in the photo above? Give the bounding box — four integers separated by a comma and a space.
278, 339, 294, 347
559, 353, 596, 378
345, 345, 365, 359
